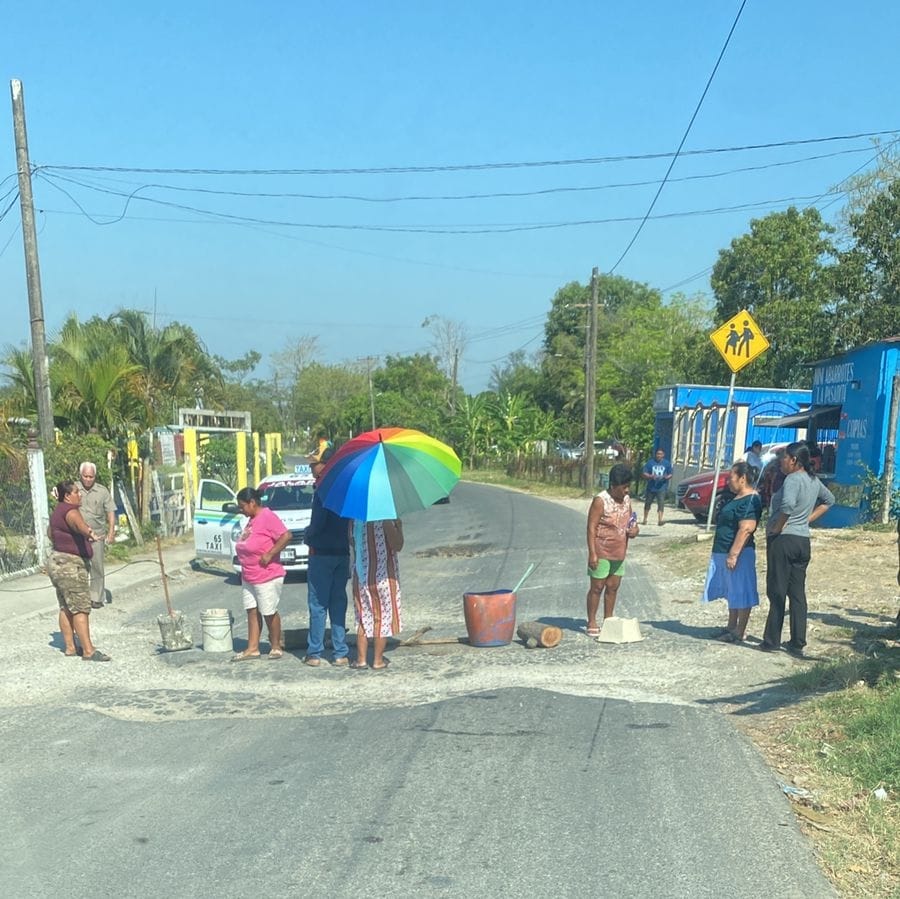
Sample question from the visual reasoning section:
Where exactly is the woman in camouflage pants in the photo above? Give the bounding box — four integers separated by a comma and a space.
47, 481, 110, 661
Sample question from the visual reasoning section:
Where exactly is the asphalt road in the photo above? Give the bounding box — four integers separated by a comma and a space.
0, 482, 835, 897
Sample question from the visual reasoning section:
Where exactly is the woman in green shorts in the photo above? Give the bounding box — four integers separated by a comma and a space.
585, 463, 639, 636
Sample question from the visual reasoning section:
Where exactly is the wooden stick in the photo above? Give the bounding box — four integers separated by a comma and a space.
399, 626, 433, 646
116, 479, 144, 546
156, 535, 174, 618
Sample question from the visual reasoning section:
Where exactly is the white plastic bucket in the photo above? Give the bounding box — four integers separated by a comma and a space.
200, 608, 234, 653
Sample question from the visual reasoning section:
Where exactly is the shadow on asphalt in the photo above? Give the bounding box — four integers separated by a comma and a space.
535, 614, 587, 634
645, 618, 731, 641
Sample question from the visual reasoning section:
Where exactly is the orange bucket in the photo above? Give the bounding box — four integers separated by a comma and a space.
463, 590, 517, 647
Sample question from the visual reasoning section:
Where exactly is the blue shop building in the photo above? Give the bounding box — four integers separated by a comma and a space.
653, 383, 812, 487
763, 338, 900, 527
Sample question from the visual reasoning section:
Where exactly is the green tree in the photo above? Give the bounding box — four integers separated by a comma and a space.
710, 207, 836, 387
108, 309, 224, 425
833, 179, 900, 348
367, 354, 453, 438
293, 363, 367, 437
51, 315, 144, 435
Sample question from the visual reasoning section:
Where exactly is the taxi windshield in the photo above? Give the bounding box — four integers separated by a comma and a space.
260, 484, 315, 511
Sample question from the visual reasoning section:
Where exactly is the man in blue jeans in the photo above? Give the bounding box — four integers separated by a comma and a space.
303, 448, 351, 667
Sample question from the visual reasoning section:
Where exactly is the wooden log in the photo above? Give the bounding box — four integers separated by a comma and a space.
517, 621, 562, 648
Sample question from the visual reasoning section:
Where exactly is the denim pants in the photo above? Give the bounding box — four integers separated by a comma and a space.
306, 553, 350, 658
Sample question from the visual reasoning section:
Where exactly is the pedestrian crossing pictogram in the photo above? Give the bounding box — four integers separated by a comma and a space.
710, 309, 769, 373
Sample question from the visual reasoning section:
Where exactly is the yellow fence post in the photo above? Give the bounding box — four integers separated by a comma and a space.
263, 433, 274, 476
183, 428, 198, 504
252, 432, 260, 485
236, 432, 248, 490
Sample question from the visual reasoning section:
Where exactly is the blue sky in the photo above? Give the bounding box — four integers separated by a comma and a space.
2, 1, 898, 393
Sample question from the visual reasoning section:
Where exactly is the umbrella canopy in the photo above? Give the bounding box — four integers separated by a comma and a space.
315, 427, 461, 521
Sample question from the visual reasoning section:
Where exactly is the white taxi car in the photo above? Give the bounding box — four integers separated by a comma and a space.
194, 469, 316, 573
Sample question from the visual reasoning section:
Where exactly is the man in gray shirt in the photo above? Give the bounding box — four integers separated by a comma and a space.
78, 461, 117, 608
761, 442, 835, 656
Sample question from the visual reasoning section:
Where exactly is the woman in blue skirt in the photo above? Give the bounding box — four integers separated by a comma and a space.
701, 461, 762, 643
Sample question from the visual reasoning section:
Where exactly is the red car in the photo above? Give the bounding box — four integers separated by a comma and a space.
675, 470, 733, 522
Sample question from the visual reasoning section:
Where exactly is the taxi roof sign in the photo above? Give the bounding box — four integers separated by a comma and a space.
710, 309, 769, 373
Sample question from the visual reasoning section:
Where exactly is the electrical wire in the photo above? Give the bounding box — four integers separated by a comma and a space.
34, 145, 874, 205
655, 137, 900, 297
0, 189, 20, 223
36, 171, 847, 234
0, 221, 20, 261
35, 127, 898, 176
609, 0, 748, 273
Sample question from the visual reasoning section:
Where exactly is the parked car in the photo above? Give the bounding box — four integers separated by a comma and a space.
577, 439, 626, 461
194, 469, 316, 573
675, 470, 734, 523
676, 443, 824, 522
553, 440, 580, 460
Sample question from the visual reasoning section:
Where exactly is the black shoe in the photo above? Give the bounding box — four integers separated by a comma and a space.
757, 641, 780, 653
783, 642, 806, 658
90, 602, 104, 609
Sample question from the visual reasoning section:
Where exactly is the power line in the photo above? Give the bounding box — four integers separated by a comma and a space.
655, 137, 900, 296
36, 145, 873, 205
609, 0, 748, 273
34, 127, 898, 177
36, 171, 847, 235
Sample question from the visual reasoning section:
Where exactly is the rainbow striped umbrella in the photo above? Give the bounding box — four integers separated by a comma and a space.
315, 428, 461, 521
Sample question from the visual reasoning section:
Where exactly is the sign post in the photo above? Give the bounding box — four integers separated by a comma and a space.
705, 309, 770, 530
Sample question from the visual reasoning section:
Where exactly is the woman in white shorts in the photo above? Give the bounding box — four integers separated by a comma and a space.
232, 487, 291, 660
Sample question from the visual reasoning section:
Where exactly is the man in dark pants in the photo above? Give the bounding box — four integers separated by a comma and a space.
303, 448, 351, 667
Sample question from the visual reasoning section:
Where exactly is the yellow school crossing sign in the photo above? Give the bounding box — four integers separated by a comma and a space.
710, 309, 770, 373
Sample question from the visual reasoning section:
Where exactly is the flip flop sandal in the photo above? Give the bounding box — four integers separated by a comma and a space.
231, 651, 261, 662
82, 650, 111, 662
268, 650, 284, 660
586, 627, 601, 637
349, 661, 368, 670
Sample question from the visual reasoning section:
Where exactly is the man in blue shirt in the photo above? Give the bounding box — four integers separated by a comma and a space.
641, 448, 673, 526
303, 447, 351, 667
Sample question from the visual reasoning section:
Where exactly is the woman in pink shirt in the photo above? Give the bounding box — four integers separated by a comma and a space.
232, 487, 291, 661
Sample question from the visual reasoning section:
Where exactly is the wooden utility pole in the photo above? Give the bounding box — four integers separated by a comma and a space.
583, 267, 599, 497
364, 356, 376, 429
450, 347, 459, 414
10, 79, 54, 445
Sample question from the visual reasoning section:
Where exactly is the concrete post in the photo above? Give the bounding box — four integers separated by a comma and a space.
26, 429, 49, 566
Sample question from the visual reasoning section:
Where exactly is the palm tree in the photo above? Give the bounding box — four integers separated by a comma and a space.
51, 315, 143, 435
108, 309, 224, 426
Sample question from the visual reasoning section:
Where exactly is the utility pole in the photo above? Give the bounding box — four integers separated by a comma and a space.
450, 347, 459, 414
10, 79, 54, 445
583, 267, 599, 497
365, 356, 376, 429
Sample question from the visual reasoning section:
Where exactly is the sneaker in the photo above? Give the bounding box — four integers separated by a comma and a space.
332, 657, 349, 667
303, 656, 322, 667
782, 642, 806, 658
